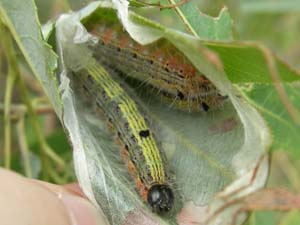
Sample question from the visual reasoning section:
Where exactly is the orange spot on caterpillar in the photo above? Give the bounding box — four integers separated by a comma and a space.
136, 178, 148, 201
152, 50, 165, 62
90, 23, 227, 113
118, 36, 130, 49
101, 28, 115, 44
120, 145, 130, 159
75, 69, 174, 213
165, 56, 179, 71
127, 160, 137, 174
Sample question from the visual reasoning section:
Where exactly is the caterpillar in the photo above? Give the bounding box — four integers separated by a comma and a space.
73, 63, 174, 213
73, 20, 226, 214
88, 23, 227, 112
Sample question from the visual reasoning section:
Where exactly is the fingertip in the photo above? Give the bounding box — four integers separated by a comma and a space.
0, 168, 70, 225
60, 194, 108, 225
0, 169, 108, 225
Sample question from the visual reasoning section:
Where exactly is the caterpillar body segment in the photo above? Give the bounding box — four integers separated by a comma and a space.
89, 24, 227, 112
73, 64, 174, 213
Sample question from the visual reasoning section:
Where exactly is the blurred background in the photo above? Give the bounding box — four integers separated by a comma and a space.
1, 0, 299, 224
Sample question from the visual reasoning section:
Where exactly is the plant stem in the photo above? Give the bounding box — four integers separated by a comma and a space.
1, 23, 65, 179
1, 23, 17, 169
44, 144, 66, 170
16, 74, 66, 174
49, 168, 67, 184
16, 71, 49, 179
16, 116, 32, 177
0, 102, 54, 121
275, 152, 300, 190
0, 22, 51, 177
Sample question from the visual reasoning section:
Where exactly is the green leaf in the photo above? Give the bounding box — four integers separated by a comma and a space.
165, 0, 233, 41
164, 1, 300, 84
165, 0, 300, 158
247, 211, 279, 225
53, 2, 270, 225
241, 83, 300, 158
280, 210, 300, 225
0, 0, 61, 116
205, 42, 300, 83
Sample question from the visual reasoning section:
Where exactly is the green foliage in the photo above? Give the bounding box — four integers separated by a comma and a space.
170, 0, 300, 159
280, 210, 300, 225
55, 2, 271, 224
0, 0, 61, 114
164, 1, 233, 40
0, 0, 299, 224
134, 1, 300, 162
242, 83, 300, 158
0, 0, 72, 182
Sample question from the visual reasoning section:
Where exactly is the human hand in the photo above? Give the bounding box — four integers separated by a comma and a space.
0, 168, 108, 225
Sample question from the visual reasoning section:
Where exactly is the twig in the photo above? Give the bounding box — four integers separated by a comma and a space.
273, 152, 300, 190
1, 24, 65, 179
17, 74, 66, 177
205, 188, 300, 225
261, 46, 300, 125
0, 102, 54, 120
133, 0, 190, 9
1, 23, 17, 169
49, 168, 67, 184
0, 103, 63, 175
44, 144, 66, 171
16, 116, 33, 177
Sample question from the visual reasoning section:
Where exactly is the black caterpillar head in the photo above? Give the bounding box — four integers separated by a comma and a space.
147, 185, 174, 213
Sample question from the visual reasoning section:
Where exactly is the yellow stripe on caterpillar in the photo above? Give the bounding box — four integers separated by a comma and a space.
74, 62, 173, 213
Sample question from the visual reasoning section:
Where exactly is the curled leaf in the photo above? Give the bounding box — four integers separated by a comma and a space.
53, 2, 271, 225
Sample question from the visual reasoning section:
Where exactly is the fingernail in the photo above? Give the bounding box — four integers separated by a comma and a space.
60, 194, 108, 225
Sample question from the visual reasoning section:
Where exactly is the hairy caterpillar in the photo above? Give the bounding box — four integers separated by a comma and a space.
89, 23, 227, 112
73, 64, 174, 213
